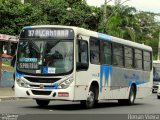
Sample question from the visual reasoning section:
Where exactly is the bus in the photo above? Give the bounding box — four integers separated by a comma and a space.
15, 25, 153, 108
153, 60, 160, 92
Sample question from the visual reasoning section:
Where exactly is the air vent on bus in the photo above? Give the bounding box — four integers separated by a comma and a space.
24, 77, 60, 83
31, 90, 51, 95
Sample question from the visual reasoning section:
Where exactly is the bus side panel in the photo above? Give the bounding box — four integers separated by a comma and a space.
136, 70, 152, 98
74, 65, 152, 101
101, 65, 152, 100
74, 65, 101, 100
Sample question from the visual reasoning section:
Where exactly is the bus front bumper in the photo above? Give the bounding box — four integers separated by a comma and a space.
15, 84, 74, 100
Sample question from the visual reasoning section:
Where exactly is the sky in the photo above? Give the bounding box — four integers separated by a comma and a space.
86, 0, 160, 14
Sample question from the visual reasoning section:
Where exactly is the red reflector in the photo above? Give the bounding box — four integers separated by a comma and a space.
58, 92, 69, 97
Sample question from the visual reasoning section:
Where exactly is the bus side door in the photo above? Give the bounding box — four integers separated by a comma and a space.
74, 36, 90, 100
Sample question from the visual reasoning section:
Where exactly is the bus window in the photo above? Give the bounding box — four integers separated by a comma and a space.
90, 38, 100, 64
125, 47, 133, 68
77, 40, 88, 70
143, 51, 151, 71
112, 43, 123, 67
103, 41, 111, 65
134, 49, 142, 69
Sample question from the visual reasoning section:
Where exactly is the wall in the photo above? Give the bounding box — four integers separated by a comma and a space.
0, 71, 14, 87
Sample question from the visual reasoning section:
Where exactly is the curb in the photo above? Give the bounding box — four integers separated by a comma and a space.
0, 97, 27, 101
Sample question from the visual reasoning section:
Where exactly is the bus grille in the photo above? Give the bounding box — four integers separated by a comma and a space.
153, 86, 158, 89
31, 90, 51, 95
24, 77, 60, 83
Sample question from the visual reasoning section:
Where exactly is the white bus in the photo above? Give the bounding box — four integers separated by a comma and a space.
15, 25, 152, 108
153, 60, 160, 92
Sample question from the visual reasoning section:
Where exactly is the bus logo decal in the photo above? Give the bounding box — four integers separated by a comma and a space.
124, 73, 145, 86
98, 33, 112, 42
100, 65, 112, 92
40, 84, 44, 89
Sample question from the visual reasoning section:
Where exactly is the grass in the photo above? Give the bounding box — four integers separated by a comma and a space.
2, 60, 15, 72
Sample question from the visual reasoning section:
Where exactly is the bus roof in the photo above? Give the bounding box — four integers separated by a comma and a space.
23, 25, 152, 51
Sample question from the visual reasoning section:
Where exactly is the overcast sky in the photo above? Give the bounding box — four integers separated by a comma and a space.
86, 0, 160, 13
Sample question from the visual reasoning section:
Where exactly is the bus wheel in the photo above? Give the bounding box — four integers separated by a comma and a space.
80, 87, 96, 109
118, 85, 136, 105
127, 85, 136, 105
36, 99, 50, 107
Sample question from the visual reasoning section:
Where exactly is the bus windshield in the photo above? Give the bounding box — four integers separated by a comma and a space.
153, 66, 160, 81
17, 39, 73, 75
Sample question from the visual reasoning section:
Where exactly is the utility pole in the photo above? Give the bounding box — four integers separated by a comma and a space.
103, 0, 112, 22
157, 31, 160, 61
21, 0, 24, 4
83, 0, 86, 4
103, 0, 107, 22
0, 42, 3, 81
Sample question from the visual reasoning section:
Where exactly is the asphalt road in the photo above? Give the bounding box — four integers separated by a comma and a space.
0, 93, 160, 120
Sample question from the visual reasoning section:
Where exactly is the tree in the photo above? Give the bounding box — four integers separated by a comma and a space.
0, 0, 48, 35
0, 0, 159, 58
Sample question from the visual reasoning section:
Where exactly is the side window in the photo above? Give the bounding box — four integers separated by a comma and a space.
143, 51, 151, 71
78, 40, 88, 64
125, 47, 133, 68
103, 41, 112, 65
134, 49, 142, 69
90, 38, 100, 64
112, 43, 124, 67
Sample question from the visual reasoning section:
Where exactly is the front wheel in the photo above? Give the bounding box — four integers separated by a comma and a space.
36, 99, 50, 107
80, 87, 96, 109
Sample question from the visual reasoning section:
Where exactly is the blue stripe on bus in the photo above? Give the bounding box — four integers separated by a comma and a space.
124, 73, 146, 86
15, 71, 23, 78
100, 65, 112, 92
23, 26, 32, 29
98, 33, 112, 41
44, 83, 58, 89
128, 80, 145, 86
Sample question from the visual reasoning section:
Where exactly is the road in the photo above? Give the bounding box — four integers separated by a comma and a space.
0, 93, 160, 120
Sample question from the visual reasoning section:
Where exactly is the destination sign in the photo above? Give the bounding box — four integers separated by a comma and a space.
19, 58, 37, 62
20, 28, 74, 39
19, 62, 38, 69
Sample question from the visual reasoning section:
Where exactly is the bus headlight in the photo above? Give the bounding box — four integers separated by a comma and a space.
58, 77, 73, 89
16, 77, 30, 88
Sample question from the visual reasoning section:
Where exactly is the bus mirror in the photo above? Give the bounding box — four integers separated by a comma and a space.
76, 62, 88, 71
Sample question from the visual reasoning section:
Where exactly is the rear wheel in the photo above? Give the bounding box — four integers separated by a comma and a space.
36, 99, 50, 107
128, 86, 136, 105
118, 85, 136, 105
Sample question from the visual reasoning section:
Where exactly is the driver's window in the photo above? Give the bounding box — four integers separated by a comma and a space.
78, 40, 88, 64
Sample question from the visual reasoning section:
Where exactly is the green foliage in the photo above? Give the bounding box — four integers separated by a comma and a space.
0, 0, 159, 58
0, 0, 49, 35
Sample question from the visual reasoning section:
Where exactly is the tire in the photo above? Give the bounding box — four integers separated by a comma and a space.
127, 85, 136, 105
80, 87, 96, 109
118, 85, 136, 105
157, 96, 160, 99
36, 99, 50, 107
